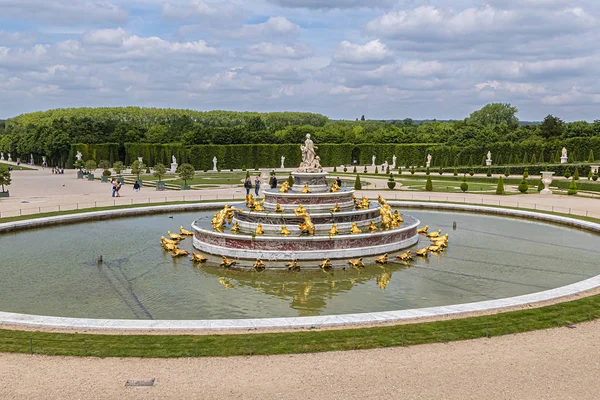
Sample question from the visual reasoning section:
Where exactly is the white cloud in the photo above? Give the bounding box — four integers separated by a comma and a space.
334, 40, 391, 64
0, 31, 37, 45
234, 16, 299, 39
266, 0, 394, 9
245, 42, 313, 59
0, 0, 126, 24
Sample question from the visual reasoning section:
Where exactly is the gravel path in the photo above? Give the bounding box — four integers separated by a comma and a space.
2, 319, 600, 399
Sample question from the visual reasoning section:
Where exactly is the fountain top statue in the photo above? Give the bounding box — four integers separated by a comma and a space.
298, 134, 322, 172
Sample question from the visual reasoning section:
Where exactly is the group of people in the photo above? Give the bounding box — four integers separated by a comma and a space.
51, 166, 64, 174
110, 178, 122, 197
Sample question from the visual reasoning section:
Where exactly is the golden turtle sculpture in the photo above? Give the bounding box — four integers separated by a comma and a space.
417, 225, 429, 234
287, 261, 300, 271
221, 256, 237, 268
253, 259, 266, 271
191, 253, 207, 263
348, 258, 364, 268
396, 251, 412, 261
375, 253, 388, 264
179, 226, 194, 236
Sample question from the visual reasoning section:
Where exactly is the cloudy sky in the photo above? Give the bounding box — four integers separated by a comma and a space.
0, 0, 598, 121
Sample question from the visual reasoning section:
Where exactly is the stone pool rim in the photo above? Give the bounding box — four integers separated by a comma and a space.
0, 201, 599, 331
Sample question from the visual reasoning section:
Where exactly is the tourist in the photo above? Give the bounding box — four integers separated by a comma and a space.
336, 176, 342, 187
244, 177, 252, 195
111, 179, 117, 197
133, 180, 140, 192
271, 175, 278, 189
254, 176, 261, 196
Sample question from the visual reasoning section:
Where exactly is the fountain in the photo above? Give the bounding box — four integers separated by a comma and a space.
192, 135, 419, 267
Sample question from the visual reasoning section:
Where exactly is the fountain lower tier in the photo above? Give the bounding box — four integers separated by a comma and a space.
191, 213, 420, 262
262, 188, 355, 212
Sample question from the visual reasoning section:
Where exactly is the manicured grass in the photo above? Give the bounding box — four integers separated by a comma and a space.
0, 291, 598, 357
0, 162, 35, 171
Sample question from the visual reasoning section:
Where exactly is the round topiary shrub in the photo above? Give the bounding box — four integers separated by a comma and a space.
593, 174, 599, 181
469, 168, 474, 176
460, 175, 468, 192
518, 178, 529, 193
486, 167, 492, 177
387, 174, 396, 190
343, 166, 348, 172
523, 167, 529, 179
504, 166, 510, 177
102, 169, 111, 177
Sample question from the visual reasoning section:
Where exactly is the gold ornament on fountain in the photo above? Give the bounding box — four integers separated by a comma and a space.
294, 204, 307, 216
417, 225, 429, 234
368, 221, 379, 232
301, 183, 311, 193
279, 181, 290, 193
377, 195, 393, 230
329, 181, 341, 192
393, 210, 404, 225
281, 225, 291, 236
287, 261, 300, 271
396, 251, 412, 261
254, 199, 265, 212
375, 253, 388, 264
211, 204, 235, 231
221, 256, 237, 268
330, 203, 341, 212
348, 258, 364, 268
354, 198, 363, 210
329, 224, 339, 236
191, 253, 207, 263
426, 229, 441, 238
230, 222, 241, 234
416, 247, 429, 257
161, 236, 178, 245
275, 203, 284, 213
167, 231, 184, 240
162, 242, 177, 251
361, 196, 370, 209
179, 226, 194, 236
255, 224, 264, 236
171, 248, 189, 257
253, 259, 265, 271
320, 258, 332, 270
350, 223, 362, 234
428, 245, 442, 253
297, 210, 315, 235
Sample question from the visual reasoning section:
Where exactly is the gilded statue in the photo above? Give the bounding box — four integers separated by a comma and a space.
368, 221, 378, 232
426, 229, 441, 238
211, 204, 235, 231
416, 247, 429, 257
294, 204, 307, 216
329, 224, 339, 236
179, 226, 194, 236
245, 193, 254, 206
192, 253, 207, 263
221, 256, 237, 268
167, 231, 184, 240
287, 261, 300, 271
171, 248, 189, 257
361, 196, 370, 209
330, 203, 340, 212
377, 195, 393, 230
281, 225, 291, 236
254, 199, 265, 212
275, 203, 284, 212
375, 253, 388, 264
428, 245, 442, 253
350, 223, 362, 234
230, 222, 241, 234
279, 181, 290, 193
218, 277, 234, 289
297, 210, 315, 235
161, 236, 178, 245
320, 258, 332, 270
354, 199, 363, 210
396, 251, 412, 261
348, 258, 364, 268
302, 183, 311, 193
162, 242, 177, 251
329, 181, 341, 192
255, 224, 264, 236
253, 259, 266, 271
393, 210, 403, 224
417, 225, 429, 234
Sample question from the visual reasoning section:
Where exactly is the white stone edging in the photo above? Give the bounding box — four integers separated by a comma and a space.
0, 201, 598, 331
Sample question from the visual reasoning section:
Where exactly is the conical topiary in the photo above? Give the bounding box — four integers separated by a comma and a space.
567, 177, 577, 195
564, 167, 571, 178
438, 166, 443, 175
426, 167, 430, 175
333, 166, 337, 172
288, 174, 294, 187
523, 167, 529, 179
469, 168, 475, 176
354, 174, 362, 190
375, 166, 379, 174
588, 169, 593, 180
504, 166, 510, 177
386, 166, 390, 174
573, 167, 579, 180
531, 154, 537, 164
589, 149, 595, 163
353, 166, 357, 173
398, 166, 402, 175
387, 174, 396, 190
487, 166, 492, 177
453, 167, 458, 176
496, 176, 505, 195
537, 179, 544, 192
425, 175, 433, 191
410, 166, 416, 175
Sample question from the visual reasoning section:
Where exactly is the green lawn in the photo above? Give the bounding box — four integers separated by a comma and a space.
0, 162, 35, 171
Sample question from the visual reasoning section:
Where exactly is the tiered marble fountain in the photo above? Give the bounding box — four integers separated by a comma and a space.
192, 135, 419, 269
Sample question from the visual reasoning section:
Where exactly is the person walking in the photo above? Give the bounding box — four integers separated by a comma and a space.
111, 179, 117, 197
336, 176, 342, 187
244, 177, 252, 195
271, 175, 278, 189
133, 180, 140, 192
254, 176, 261, 196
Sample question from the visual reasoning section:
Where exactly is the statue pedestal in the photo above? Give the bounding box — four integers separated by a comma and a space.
486, 159, 492, 166
291, 171, 328, 192
540, 171, 555, 195
560, 157, 568, 164
425, 162, 430, 168
170, 163, 178, 173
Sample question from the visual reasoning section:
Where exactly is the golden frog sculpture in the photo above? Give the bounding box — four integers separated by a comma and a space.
377, 195, 393, 230
329, 181, 341, 192
330, 203, 341, 212
254, 199, 265, 212
167, 230, 184, 240
368, 221, 379, 232
220, 256, 237, 268
211, 204, 236, 231
171, 248, 189, 257
179, 226, 194, 236
281, 225, 291, 236
255, 224, 264, 236
393, 210, 404, 225
396, 251, 412, 261
329, 224, 339, 236
320, 258, 332, 270
275, 203, 284, 212
416, 247, 429, 257
294, 204, 307, 216
191, 253, 207, 263
417, 225, 429, 234
350, 223, 362, 234
301, 183, 311, 193
279, 181, 290, 193
375, 253, 388, 264
253, 259, 266, 271
287, 261, 300, 271
348, 258, 364, 268
230, 222, 241, 234
361, 196, 370, 209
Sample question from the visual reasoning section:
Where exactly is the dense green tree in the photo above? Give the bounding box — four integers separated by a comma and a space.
539, 114, 565, 139
467, 103, 519, 130
153, 163, 167, 182
0, 166, 11, 192
177, 163, 195, 187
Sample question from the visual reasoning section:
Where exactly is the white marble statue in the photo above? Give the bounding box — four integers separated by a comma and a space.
281, 156, 285, 169
298, 134, 320, 171
170, 155, 178, 173
138, 156, 143, 164
7, 153, 12, 162
486, 151, 492, 166
0, 152, 4, 161
426, 154, 432, 168
172, 155, 176, 164
372, 155, 376, 167
29, 153, 34, 165
392, 155, 397, 168
76, 151, 83, 161
213, 156, 218, 171
487, 151, 492, 161
561, 147, 568, 164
